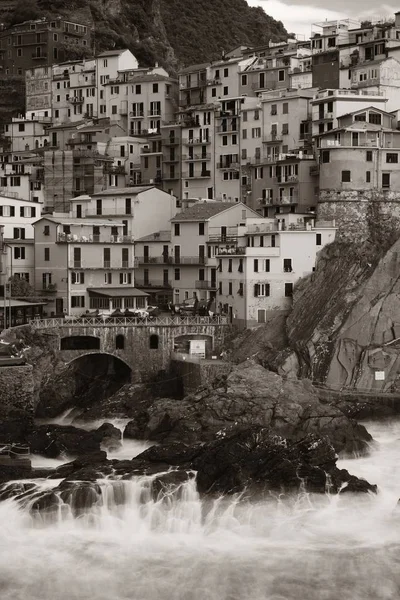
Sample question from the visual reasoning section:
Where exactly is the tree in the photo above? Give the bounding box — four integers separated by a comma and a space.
8, 275, 35, 298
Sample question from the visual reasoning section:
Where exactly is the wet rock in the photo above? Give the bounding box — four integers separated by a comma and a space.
143, 361, 372, 455
25, 423, 122, 458
59, 481, 102, 515
150, 470, 193, 500
0, 481, 37, 502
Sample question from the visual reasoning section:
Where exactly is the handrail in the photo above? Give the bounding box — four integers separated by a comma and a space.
29, 316, 230, 328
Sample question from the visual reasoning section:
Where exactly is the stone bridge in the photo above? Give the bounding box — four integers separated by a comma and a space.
29, 316, 231, 382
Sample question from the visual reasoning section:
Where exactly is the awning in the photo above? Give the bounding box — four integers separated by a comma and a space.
0, 298, 47, 308
87, 288, 149, 298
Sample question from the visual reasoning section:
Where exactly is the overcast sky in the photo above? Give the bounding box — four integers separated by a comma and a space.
248, 0, 398, 39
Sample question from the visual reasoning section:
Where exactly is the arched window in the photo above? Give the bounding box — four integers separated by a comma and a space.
149, 334, 159, 350
115, 334, 125, 350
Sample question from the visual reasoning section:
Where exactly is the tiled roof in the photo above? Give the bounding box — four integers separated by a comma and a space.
171, 202, 236, 222
33, 216, 123, 226
136, 230, 171, 242
97, 49, 127, 57
92, 186, 154, 196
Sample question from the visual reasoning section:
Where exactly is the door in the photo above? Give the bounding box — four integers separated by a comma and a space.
221, 226, 227, 242
96, 199, 102, 215
93, 226, 100, 242
211, 267, 216, 289
76, 204, 82, 218
56, 298, 64, 315
162, 245, 169, 263
199, 245, 205, 264
174, 246, 180, 264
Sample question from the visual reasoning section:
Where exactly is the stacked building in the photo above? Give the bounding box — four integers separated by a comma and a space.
3, 12, 400, 327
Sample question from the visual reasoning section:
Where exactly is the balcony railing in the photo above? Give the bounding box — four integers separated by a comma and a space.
217, 123, 239, 133
183, 138, 211, 145
31, 316, 230, 328
104, 165, 126, 175
68, 96, 84, 104
219, 162, 240, 170
216, 246, 246, 256
135, 279, 172, 288
181, 170, 211, 178
137, 255, 206, 265
274, 175, 298, 184
57, 234, 134, 244
263, 133, 283, 143
195, 280, 217, 290
130, 111, 144, 118
183, 153, 211, 161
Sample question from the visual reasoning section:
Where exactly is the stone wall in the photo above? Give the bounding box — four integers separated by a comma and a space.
171, 358, 232, 395
0, 365, 34, 421
318, 190, 400, 244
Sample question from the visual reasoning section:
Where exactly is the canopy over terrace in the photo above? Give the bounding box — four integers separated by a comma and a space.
87, 288, 149, 311
0, 298, 47, 330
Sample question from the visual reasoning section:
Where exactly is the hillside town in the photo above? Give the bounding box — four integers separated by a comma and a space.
2, 12, 400, 328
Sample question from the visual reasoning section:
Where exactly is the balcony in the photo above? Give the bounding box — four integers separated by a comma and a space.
57, 233, 135, 244
217, 123, 239, 134
263, 133, 283, 144
182, 170, 211, 179
195, 280, 217, 290
183, 138, 211, 145
31, 53, 47, 59
275, 175, 298, 184
130, 111, 144, 118
135, 279, 172, 288
216, 246, 246, 256
104, 165, 126, 175
219, 162, 239, 170
183, 153, 211, 161
137, 256, 172, 265
68, 96, 84, 105
276, 194, 298, 205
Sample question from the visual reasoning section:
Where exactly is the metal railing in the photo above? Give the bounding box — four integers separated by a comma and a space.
30, 316, 230, 328
195, 280, 217, 289
57, 234, 134, 244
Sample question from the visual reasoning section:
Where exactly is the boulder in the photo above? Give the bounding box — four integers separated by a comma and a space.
25, 423, 122, 458
143, 361, 372, 455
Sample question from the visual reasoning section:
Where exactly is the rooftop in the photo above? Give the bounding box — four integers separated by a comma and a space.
171, 202, 236, 222
97, 49, 129, 58
92, 186, 154, 197
88, 288, 148, 297
34, 216, 123, 226
136, 230, 171, 243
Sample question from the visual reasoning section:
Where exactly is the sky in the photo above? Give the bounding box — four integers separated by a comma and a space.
247, 0, 398, 39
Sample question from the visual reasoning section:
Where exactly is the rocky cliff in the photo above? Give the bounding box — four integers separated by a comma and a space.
3, 0, 287, 70
281, 237, 400, 394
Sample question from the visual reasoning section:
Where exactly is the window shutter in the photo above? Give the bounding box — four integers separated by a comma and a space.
120, 273, 123, 284
71, 272, 76, 284
266, 283, 270, 297
254, 284, 259, 297
81, 273, 85, 284
254, 259, 258, 272
265, 259, 270, 272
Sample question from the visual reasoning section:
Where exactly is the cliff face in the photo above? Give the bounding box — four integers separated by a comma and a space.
3, 0, 287, 70
286, 239, 400, 393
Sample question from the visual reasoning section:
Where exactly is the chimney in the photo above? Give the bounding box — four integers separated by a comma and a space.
396, 12, 400, 29
155, 62, 159, 68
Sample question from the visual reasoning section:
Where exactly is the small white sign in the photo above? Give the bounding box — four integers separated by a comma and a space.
375, 371, 385, 381
189, 340, 206, 358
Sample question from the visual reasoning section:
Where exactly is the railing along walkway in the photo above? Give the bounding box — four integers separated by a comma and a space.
30, 316, 230, 329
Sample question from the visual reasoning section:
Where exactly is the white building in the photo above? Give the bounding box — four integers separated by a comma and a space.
0, 195, 42, 285
216, 213, 336, 328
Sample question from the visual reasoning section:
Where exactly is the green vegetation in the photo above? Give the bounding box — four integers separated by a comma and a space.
1, 0, 287, 71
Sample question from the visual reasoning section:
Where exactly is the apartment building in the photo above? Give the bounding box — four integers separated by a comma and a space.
169, 201, 259, 304
3, 116, 50, 152
127, 71, 178, 136
216, 213, 336, 328
311, 88, 388, 137
0, 195, 41, 285
33, 215, 139, 316
0, 18, 92, 76
317, 107, 400, 191
78, 186, 177, 240
161, 124, 182, 199
134, 230, 172, 306
0, 156, 44, 203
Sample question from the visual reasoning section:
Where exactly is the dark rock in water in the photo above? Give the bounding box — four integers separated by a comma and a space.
0, 481, 37, 502
59, 481, 102, 515
142, 361, 373, 456
124, 413, 150, 440
26, 423, 122, 458
151, 470, 193, 500
135, 442, 201, 465
30, 491, 61, 513
0, 458, 32, 484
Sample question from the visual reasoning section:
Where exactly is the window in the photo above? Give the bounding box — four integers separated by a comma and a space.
341, 170, 351, 182
222, 135, 228, 146
112, 105, 117, 115
218, 282, 222, 295
44, 225, 50, 236
282, 103, 288, 114
264, 259, 270, 272
212, 88, 216, 97
366, 150, 373, 162
14, 247, 25, 259
44, 247, 50, 261
104, 273, 112, 284
254, 259, 259, 273
13, 227, 25, 239
149, 334, 159, 349
252, 128, 261, 138
241, 74, 247, 86
223, 86, 228, 95
71, 296, 85, 308
282, 123, 289, 135
369, 112, 382, 125
228, 282, 233, 296
242, 129, 247, 140
174, 268, 180, 281
285, 283, 293, 297
258, 310, 266, 324
224, 68, 229, 77
135, 84, 141, 94
174, 223, 180, 236
278, 70, 285, 81
322, 150, 330, 163
199, 222, 204, 235
386, 153, 398, 164
232, 134, 237, 145
254, 283, 270, 297
382, 173, 390, 188
152, 83, 158, 93
119, 272, 132, 285
18, 124, 25, 132
316, 233, 322, 246
283, 258, 292, 273
366, 171, 371, 183
103, 59, 108, 67
228, 259, 232, 273
71, 272, 85, 284
116, 334, 125, 350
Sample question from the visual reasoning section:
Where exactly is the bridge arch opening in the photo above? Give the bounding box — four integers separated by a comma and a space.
149, 334, 159, 350
61, 336, 100, 351
115, 334, 125, 350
